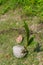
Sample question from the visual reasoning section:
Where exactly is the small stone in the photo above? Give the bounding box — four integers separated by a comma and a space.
16, 35, 23, 43
13, 45, 27, 58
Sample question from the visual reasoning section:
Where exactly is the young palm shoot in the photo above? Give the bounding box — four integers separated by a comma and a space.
13, 21, 34, 58
24, 21, 34, 46
24, 21, 30, 46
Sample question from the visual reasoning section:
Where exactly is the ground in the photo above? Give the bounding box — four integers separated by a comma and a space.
0, 7, 43, 65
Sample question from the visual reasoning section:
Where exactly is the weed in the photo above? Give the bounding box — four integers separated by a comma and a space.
24, 21, 35, 47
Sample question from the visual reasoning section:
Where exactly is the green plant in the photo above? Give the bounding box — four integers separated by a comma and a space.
24, 21, 34, 46
23, 6, 32, 16
0, 0, 43, 17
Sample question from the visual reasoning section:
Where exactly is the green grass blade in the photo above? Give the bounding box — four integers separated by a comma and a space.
24, 21, 30, 44
28, 36, 34, 46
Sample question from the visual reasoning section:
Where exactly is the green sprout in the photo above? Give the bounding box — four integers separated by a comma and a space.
24, 21, 34, 46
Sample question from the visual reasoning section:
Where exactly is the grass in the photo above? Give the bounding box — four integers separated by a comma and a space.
0, 17, 43, 65
0, 30, 39, 65
0, 0, 43, 17
0, 0, 43, 65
